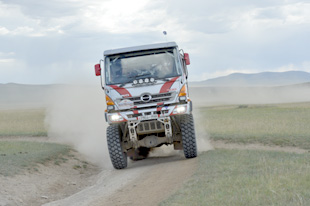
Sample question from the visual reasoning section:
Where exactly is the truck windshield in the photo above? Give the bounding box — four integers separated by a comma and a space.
105, 48, 182, 85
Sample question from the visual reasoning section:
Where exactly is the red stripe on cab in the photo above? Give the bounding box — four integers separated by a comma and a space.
159, 77, 179, 93
110, 85, 132, 98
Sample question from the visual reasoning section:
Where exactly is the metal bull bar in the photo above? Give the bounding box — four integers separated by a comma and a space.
128, 117, 172, 148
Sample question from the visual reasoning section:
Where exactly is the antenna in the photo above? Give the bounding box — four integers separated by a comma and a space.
163, 31, 168, 42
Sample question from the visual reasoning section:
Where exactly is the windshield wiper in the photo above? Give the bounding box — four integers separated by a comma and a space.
119, 81, 131, 87
157, 78, 170, 82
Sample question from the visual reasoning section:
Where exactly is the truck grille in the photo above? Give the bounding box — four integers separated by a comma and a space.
136, 120, 164, 134
128, 92, 173, 105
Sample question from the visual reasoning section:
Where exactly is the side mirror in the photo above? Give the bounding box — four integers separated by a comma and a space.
94, 64, 101, 76
184, 53, 190, 65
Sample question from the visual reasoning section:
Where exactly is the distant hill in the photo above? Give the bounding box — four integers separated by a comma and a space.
191, 71, 310, 87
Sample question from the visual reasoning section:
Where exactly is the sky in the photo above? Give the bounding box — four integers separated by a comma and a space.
0, 0, 310, 84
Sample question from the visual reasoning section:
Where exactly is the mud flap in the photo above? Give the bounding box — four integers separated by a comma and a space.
173, 141, 183, 150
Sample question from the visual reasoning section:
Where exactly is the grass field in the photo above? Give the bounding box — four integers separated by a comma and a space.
0, 141, 71, 176
161, 102, 310, 206
201, 102, 310, 149
0, 109, 69, 176
0, 109, 47, 137
2, 102, 310, 204
161, 150, 310, 206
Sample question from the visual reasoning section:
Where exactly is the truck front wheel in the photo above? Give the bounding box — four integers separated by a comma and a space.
107, 124, 127, 169
180, 114, 197, 158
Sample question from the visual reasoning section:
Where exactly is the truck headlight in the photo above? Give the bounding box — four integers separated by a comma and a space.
109, 114, 124, 122
172, 105, 187, 114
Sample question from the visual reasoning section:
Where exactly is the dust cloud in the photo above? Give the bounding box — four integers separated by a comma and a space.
192, 108, 214, 152
45, 84, 214, 167
45, 85, 112, 168
189, 83, 310, 152
45, 83, 310, 166
190, 84, 310, 107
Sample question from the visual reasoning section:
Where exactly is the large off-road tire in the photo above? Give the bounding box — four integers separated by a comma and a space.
180, 114, 197, 158
106, 124, 127, 169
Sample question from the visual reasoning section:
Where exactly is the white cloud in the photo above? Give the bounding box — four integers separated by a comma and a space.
78, 0, 174, 34
0, 26, 9, 35
282, 2, 310, 24
0, 58, 15, 63
0, 1, 74, 37
275, 62, 310, 73
1, 0, 310, 83
0, 51, 16, 60
231, 2, 310, 33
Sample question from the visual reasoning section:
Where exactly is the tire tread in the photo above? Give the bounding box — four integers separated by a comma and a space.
180, 114, 197, 158
107, 124, 127, 169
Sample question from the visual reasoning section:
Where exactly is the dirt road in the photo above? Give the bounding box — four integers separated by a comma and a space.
44, 149, 197, 206
2, 137, 308, 206
43, 140, 309, 206
0, 136, 198, 206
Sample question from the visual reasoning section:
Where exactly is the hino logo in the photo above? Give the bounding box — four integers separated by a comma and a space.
141, 94, 152, 102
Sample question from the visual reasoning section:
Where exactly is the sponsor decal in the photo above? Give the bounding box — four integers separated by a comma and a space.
122, 94, 130, 97
138, 114, 158, 121
118, 99, 134, 110
167, 88, 177, 92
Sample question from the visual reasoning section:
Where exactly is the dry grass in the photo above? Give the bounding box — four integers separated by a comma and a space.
201, 102, 310, 149
161, 150, 310, 206
0, 109, 47, 137
0, 141, 70, 176
162, 102, 310, 206
0, 109, 69, 176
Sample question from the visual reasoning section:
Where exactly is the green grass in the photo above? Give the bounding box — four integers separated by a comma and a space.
161, 150, 310, 206
0, 109, 47, 136
0, 141, 71, 176
200, 102, 310, 149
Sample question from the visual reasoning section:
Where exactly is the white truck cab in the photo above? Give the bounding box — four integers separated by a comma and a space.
94, 42, 197, 169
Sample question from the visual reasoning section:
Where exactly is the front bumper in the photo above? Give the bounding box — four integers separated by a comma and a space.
106, 102, 191, 124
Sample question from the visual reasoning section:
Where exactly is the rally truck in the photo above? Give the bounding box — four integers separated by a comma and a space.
94, 42, 197, 169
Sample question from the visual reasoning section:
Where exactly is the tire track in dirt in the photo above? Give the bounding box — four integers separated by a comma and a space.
6, 137, 308, 206
91, 155, 196, 206
44, 140, 309, 206
44, 151, 197, 206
